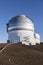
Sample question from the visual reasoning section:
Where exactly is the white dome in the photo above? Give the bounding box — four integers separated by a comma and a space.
9, 15, 34, 26
35, 33, 40, 39
7, 15, 34, 32
7, 15, 40, 45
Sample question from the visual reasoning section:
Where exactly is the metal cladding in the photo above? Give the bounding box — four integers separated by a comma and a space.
7, 15, 40, 45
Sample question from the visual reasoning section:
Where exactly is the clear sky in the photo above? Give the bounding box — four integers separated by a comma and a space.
0, 0, 43, 43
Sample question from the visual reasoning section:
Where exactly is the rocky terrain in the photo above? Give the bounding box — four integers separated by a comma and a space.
0, 43, 43, 65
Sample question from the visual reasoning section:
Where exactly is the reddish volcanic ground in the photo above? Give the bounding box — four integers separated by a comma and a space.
0, 43, 43, 65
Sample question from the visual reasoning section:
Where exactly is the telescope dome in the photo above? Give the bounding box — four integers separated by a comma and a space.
7, 15, 40, 45
9, 15, 34, 26
7, 15, 34, 32
35, 33, 40, 39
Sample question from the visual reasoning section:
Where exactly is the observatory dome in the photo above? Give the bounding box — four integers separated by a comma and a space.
34, 33, 40, 44
35, 33, 40, 39
7, 15, 40, 45
7, 15, 34, 32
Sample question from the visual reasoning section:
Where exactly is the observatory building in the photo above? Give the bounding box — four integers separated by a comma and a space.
7, 15, 40, 45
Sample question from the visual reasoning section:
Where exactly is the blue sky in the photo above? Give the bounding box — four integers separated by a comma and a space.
0, 0, 43, 43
